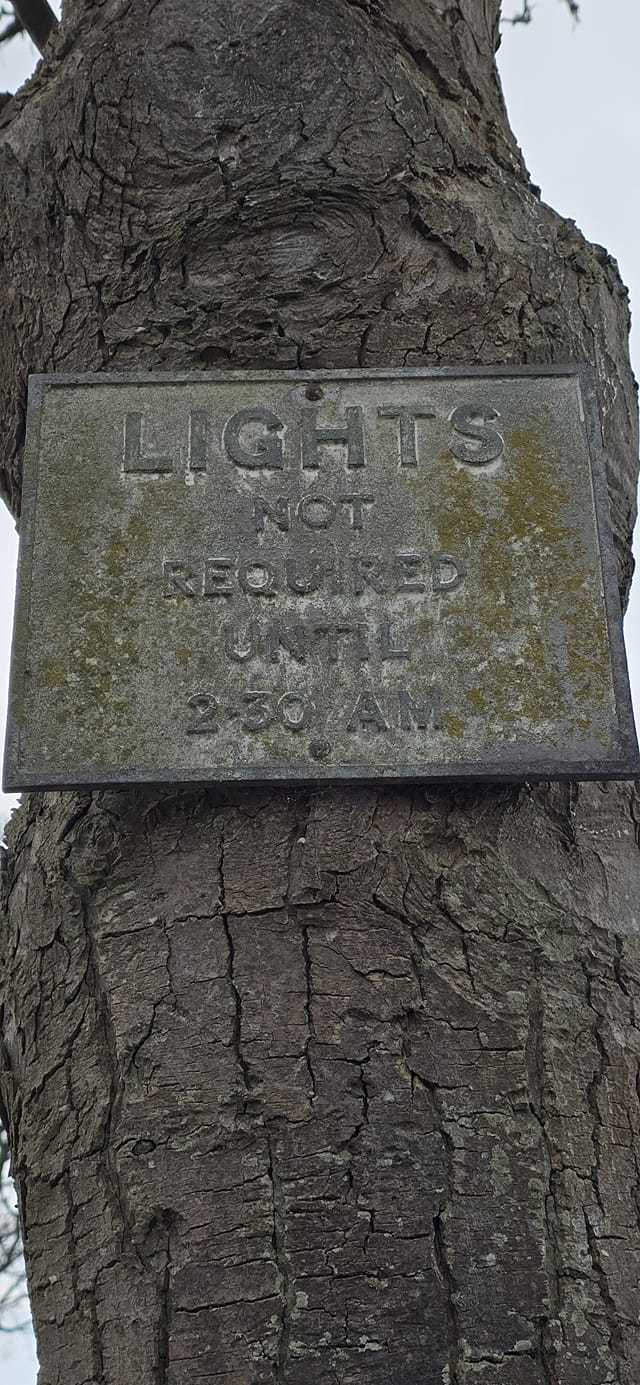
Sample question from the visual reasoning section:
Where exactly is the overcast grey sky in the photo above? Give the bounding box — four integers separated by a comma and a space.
0, 2, 639, 1378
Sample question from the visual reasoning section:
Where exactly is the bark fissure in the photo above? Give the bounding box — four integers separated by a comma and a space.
301, 925, 318, 1106
155, 1217, 173, 1385
433, 1209, 462, 1385
222, 913, 252, 1100
267, 1134, 295, 1384
584, 1211, 626, 1385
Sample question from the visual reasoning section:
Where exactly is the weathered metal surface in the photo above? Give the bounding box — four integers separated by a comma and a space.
3, 366, 638, 788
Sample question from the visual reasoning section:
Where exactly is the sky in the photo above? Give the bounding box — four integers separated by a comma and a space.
0, 1, 639, 1379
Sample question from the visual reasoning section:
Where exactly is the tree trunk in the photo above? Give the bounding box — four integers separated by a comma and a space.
1, 2, 639, 1382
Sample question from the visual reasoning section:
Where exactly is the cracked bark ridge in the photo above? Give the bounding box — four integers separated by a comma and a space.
0, 2, 639, 1383
3, 783, 640, 1384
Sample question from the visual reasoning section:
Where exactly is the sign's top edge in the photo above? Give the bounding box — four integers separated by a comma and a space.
27, 364, 594, 388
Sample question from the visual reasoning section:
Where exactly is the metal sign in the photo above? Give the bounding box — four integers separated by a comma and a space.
3, 366, 638, 788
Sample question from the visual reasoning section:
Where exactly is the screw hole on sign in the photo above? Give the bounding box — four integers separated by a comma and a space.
305, 385, 324, 401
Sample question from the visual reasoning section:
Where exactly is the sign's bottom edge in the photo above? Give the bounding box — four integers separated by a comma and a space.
4, 759, 640, 792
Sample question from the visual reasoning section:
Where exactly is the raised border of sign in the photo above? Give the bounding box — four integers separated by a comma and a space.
4, 364, 639, 790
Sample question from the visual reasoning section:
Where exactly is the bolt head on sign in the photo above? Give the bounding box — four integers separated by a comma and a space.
3, 366, 638, 789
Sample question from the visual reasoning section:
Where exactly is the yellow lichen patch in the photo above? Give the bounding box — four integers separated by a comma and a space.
42, 658, 67, 689
105, 534, 129, 577
125, 511, 153, 558
564, 586, 612, 699
38, 495, 144, 763
418, 421, 613, 744
499, 428, 570, 544
414, 456, 486, 553
414, 612, 434, 639
443, 712, 464, 739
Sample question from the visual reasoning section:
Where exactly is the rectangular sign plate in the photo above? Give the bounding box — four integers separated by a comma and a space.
4, 366, 638, 789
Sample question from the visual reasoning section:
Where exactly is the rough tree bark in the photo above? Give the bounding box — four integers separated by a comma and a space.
1, 2, 639, 1382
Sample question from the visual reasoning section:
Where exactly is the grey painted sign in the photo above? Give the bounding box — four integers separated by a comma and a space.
3, 367, 638, 788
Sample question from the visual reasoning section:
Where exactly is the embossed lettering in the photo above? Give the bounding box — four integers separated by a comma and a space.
242, 689, 275, 731
238, 560, 278, 595
285, 556, 327, 595
449, 403, 504, 466
347, 691, 389, 732
354, 623, 371, 661
398, 688, 441, 730
265, 624, 308, 664
253, 497, 291, 533
188, 410, 208, 472
393, 553, 425, 593
224, 407, 285, 469
301, 406, 365, 470
278, 692, 307, 730
431, 552, 465, 593
297, 493, 371, 530
380, 620, 410, 660
253, 494, 374, 533
298, 495, 336, 530
350, 556, 387, 594
204, 559, 234, 596
224, 623, 260, 661
311, 622, 356, 664
162, 550, 465, 600
163, 561, 197, 596
242, 690, 309, 732
337, 494, 375, 529
378, 404, 436, 467
187, 692, 219, 734
124, 413, 174, 474
216, 619, 417, 668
